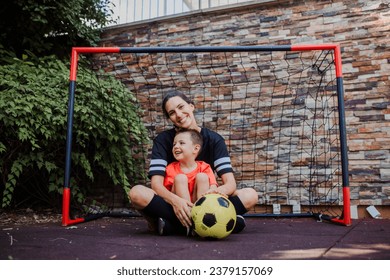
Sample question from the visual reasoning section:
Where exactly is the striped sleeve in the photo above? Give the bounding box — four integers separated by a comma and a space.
149, 159, 168, 176
214, 157, 233, 176
148, 129, 176, 178
203, 128, 234, 177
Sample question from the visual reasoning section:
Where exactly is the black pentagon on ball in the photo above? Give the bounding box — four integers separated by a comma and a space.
195, 196, 206, 206
226, 218, 235, 232
202, 213, 217, 227
217, 196, 230, 208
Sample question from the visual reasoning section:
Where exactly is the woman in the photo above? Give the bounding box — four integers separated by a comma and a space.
129, 90, 258, 235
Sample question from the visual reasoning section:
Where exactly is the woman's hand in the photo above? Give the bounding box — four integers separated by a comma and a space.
171, 195, 193, 228
206, 172, 237, 197
204, 185, 228, 198
151, 175, 193, 228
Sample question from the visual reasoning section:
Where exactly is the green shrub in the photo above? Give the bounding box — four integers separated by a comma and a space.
0, 52, 148, 209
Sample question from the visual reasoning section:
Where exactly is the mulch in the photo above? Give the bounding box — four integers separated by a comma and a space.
1, 213, 389, 260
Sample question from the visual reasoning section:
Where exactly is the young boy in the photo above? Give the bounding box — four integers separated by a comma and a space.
163, 128, 217, 203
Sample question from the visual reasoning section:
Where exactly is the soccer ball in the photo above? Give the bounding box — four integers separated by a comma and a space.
191, 193, 236, 239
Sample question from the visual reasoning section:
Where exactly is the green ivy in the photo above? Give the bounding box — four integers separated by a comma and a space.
0, 51, 149, 208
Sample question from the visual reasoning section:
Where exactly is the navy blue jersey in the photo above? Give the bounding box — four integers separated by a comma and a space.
148, 127, 233, 178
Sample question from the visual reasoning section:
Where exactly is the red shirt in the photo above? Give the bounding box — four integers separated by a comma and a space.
163, 161, 217, 196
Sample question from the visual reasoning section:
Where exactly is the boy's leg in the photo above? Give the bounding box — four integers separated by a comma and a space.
193, 172, 210, 202
171, 174, 191, 201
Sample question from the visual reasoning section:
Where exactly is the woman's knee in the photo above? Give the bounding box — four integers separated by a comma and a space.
236, 188, 258, 209
128, 185, 154, 208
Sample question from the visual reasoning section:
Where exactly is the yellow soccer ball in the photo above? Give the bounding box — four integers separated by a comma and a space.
191, 193, 236, 239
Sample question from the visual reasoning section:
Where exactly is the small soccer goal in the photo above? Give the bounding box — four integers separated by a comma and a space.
62, 45, 351, 226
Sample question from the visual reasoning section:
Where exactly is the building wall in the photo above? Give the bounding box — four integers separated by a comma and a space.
100, 0, 390, 207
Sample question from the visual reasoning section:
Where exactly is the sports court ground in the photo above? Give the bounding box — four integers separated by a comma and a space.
1, 216, 389, 260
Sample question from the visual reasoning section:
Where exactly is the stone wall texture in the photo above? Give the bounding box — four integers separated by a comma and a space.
99, 0, 390, 207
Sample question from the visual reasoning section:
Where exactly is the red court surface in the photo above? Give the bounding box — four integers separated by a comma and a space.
1, 216, 389, 260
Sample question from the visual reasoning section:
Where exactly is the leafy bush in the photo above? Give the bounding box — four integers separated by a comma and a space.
0, 51, 148, 209
0, 0, 115, 58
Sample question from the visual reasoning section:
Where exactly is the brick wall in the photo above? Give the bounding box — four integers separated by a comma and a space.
100, 0, 390, 207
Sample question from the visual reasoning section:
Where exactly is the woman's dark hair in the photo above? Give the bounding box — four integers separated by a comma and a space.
162, 90, 194, 119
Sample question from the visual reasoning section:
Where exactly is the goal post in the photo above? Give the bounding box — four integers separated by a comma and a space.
62, 44, 351, 226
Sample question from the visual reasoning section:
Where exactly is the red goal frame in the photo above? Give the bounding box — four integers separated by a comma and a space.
62, 44, 351, 226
